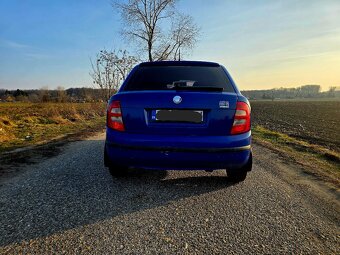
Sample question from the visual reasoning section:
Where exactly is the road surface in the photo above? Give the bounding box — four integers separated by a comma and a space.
0, 133, 339, 254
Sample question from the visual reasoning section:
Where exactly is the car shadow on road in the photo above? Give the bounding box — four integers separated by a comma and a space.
0, 139, 236, 247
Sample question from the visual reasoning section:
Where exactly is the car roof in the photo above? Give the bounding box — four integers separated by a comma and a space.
139, 61, 220, 67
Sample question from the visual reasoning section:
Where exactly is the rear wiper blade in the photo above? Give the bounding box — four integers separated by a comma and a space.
167, 80, 195, 89
167, 80, 223, 92
175, 86, 223, 92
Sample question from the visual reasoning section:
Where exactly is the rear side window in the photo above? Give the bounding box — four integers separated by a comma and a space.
123, 66, 235, 92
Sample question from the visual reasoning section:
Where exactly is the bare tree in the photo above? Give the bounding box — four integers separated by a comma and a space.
28, 93, 39, 103
328, 86, 336, 97
158, 13, 199, 60
114, 0, 200, 61
38, 86, 50, 102
56, 86, 68, 103
90, 50, 138, 100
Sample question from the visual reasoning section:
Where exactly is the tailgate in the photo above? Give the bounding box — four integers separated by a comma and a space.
113, 91, 238, 136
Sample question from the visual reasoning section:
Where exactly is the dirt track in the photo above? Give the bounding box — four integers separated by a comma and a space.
0, 133, 339, 254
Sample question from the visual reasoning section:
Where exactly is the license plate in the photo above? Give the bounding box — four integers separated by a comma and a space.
152, 110, 203, 123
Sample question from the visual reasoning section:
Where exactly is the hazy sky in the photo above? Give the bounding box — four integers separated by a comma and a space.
0, 0, 339, 91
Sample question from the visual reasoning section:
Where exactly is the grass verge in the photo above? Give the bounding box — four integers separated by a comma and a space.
0, 102, 106, 180
253, 125, 340, 187
0, 102, 106, 153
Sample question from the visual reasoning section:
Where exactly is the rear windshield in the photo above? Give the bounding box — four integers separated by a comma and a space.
123, 66, 235, 92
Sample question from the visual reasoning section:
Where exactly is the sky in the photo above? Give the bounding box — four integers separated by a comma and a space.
0, 0, 339, 91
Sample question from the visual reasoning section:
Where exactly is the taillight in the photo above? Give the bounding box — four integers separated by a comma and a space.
231, 101, 251, 135
107, 100, 125, 131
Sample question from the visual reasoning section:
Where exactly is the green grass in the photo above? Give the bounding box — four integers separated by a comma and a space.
0, 102, 106, 152
253, 125, 340, 185
252, 97, 340, 102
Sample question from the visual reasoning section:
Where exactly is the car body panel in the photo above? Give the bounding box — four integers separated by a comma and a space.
105, 142, 251, 170
113, 91, 238, 136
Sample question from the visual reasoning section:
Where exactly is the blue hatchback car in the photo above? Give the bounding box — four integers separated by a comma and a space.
104, 61, 252, 182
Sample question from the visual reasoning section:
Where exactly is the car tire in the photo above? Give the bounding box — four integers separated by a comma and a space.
226, 152, 252, 183
104, 146, 110, 167
104, 146, 128, 177
227, 169, 247, 182
108, 165, 128, 177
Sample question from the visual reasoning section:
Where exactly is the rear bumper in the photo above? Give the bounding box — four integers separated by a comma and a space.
105, 129, 251, 170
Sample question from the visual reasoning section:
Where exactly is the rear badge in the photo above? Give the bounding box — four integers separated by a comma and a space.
173, 96, 182, 104
219, 101, 229, 108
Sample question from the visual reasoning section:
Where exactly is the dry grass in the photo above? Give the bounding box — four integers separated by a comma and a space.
253, 125, 340, 187
0, 102, 106, 152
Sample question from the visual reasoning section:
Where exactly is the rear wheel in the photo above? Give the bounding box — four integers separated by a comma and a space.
108, 165, 128, 177
227, 169, 247, 182
104, 146, 128, 177
227, 152, 252, 183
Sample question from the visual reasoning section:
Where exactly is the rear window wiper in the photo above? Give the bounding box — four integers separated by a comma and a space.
175, 86, 223, 92
167, 80, 224, 92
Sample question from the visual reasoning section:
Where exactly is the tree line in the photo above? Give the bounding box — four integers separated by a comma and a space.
0, 88, 105, 103
242, 85, 339, 100
1, 85, 338, 103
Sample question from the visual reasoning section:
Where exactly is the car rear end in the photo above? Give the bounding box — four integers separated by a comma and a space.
105, 61, 252, 181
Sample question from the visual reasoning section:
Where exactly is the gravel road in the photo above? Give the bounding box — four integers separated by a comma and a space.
0, 133, 339, 254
